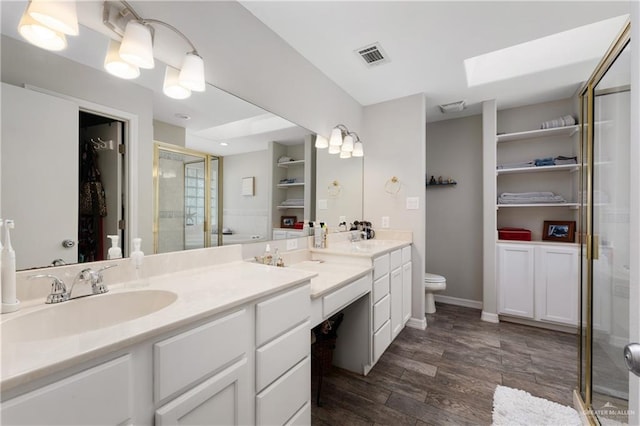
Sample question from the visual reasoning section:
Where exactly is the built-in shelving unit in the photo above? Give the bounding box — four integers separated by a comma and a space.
496, 125, 579, 143
496, 164, 579, 175
277, 159, 305, 168
497, 203, 580, 209
277, 182, 305, 188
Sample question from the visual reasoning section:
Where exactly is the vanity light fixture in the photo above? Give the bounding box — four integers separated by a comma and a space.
17, 0, 78, 51
102, 2, 207, 98
318, 124, 364, 158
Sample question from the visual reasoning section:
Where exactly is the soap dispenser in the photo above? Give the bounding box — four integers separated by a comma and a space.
263, 244, 273, 265
107, 235, 122, 259
131, 238, 144, 280
2, 219, 20, 313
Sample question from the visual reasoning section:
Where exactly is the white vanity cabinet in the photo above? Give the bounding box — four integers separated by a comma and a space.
497, 242, 578, 326
390, 249, 403, 339
372, 253, 391, 362
402, 245, 412, 325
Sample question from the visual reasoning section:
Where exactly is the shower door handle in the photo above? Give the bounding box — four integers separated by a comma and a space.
624, 343, 640, 377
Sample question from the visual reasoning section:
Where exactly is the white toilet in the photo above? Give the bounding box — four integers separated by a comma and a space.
424, 273, 446, 314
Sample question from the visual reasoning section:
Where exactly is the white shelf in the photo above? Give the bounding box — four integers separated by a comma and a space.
277, 182, 305, 188
496, 125, 579, 143
496, 164, 579, 175
277, 160, 305, 168
497, 203, 580, 209
277, 205, 304, 209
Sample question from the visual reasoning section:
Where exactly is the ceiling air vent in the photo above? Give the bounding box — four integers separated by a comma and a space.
356, 43, 389, 67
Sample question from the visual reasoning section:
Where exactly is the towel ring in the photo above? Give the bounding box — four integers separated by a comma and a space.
385, 176, 401, 195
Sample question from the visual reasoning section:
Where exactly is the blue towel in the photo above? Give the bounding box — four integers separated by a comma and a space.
535, 157, 554, 166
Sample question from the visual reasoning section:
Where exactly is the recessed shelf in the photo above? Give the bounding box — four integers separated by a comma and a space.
277, 182, 305, 188
496, 164, 579, 175
496, 125, 579, 143
426, 182, 457, 187
497, 203, 580, 209
277, 160, 305, 168
277, 205, 305, 209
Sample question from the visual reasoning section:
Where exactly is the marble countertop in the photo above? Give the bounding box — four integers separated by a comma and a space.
288, 261, 372, 299
0, 261, 316, 392
309, 239, 411, 258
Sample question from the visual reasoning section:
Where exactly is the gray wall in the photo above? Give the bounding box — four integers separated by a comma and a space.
426, 115, 483, 303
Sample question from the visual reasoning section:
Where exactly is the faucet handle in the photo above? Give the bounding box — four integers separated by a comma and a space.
93, 264, 118, 294
29, 274, 69, 304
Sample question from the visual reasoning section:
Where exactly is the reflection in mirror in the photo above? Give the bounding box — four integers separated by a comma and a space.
1, 0, 363, 271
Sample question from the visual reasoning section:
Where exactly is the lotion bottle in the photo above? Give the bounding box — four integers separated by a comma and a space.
2, 220, 20, 313
314, 222, 322, 248
263, 244, 273, 265
107, 235, 122, 259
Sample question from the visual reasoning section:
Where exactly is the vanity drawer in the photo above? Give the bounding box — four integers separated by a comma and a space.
256, 357, 310, 426
323, 274, 371, 317
390, 249, 402, 271
373, 254, 389, 280
1, 355, 132, 426
154, 308, 249, 403
372, 274, 390, 303
402, 245, 411, 264
373, 320, 391, 362
373, 294, 391, 332
286, 401, 311, 426
256, 284, 310, 347
256, 321, 310, 392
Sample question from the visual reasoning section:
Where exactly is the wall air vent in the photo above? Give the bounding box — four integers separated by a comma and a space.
355, 43, 389, 67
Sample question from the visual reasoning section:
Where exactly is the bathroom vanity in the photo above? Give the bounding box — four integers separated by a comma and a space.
1, 236, 412, 425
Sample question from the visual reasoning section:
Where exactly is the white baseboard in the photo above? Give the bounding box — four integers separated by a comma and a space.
434, 294, 482, 310
406, 316, 427, 330
500, 315, 577, 334
481, 311, 500, 323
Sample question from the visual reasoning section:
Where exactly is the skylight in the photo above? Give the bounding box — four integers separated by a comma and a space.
464, 15, 629, 87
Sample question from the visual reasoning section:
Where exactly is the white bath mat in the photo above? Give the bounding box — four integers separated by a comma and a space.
492, 385, 581, 426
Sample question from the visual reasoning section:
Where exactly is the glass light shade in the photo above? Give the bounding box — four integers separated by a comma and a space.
119, 21, 154, 69
18, 12, 67, 51
163, 66, 191, 99
339, 150, 352, 159
341, 134, 354, 152
27, 0, 78, 36
104, 40, 140, 79
178, 52, 205, 92
352, 141, 364, 157
315, 135, 329, 149
329, 127, 343, 147
328, 144, 341, 154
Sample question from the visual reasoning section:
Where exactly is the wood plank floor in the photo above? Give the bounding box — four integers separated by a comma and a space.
311, 303, 578, 425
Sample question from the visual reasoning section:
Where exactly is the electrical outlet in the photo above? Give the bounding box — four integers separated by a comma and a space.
381, 216, 390, 228
286, 239, 298, 250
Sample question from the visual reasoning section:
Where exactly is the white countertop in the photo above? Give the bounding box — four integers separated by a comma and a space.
310, 239, 411, 258
288, 261, 372, 299
0, 261, 316, 392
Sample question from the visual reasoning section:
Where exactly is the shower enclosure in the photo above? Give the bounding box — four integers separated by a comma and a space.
153, 143, 222, 253
578, 21, 635, 425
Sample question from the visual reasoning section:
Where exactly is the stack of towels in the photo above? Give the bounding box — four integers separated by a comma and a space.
541, 115, 576, 129
497, 156, 577, 169
280, 198, 304, 207
498, 192, 566, 204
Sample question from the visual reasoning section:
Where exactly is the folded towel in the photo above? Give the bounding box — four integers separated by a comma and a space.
535, 157, 555, 166
497, 161, 535, 170
554, 155, 577, 165
541, 115, 576, 129
498, 191, 566, 204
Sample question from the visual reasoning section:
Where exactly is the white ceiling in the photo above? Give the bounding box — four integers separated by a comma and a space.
240, 1, 631, 121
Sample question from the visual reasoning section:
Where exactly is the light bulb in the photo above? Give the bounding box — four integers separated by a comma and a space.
163, 66, 191, 99
18, 11, 67, 51
104, 39, 140, 79
315, 135, 329, 149
119, 21, 154, 69
179, 52, 205, 92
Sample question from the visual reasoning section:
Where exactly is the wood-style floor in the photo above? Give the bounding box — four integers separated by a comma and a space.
311, 303, 578, 425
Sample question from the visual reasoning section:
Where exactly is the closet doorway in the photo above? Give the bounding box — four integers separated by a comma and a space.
79, 111, 125, 263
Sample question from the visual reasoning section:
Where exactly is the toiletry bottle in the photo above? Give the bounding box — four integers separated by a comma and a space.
314, 223, 322, 248
321, 222, 327, 248
107, 235, 122, 259
272, 248, 279, 266
276, 250, 285, 267
263, 244, 273, 265
2, 220, 20, 313
131, 238, 144, 280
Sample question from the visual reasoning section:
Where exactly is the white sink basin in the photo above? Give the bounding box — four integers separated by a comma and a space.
1, 290, 177, 342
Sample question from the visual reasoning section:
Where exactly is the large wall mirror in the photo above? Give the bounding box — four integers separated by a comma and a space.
0, 0, 363, 271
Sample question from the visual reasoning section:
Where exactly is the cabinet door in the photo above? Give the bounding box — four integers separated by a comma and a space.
156, 358, 249, 426
390, 267, 403, 339
535, 245, 579, 325
498, 244, 535, 318
402, 261, 412, 324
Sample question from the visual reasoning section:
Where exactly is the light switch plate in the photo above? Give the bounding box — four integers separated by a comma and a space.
381, 216, 390, 228
286, 239, 298, 250
318, 199, 328, 210
406, 197, 419, 210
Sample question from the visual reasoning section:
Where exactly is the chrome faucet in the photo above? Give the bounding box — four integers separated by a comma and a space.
29, 264, 117, 304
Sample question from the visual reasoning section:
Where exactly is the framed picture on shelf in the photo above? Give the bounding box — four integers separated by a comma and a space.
542, 220, 576, 243
281, 215, 297, 228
